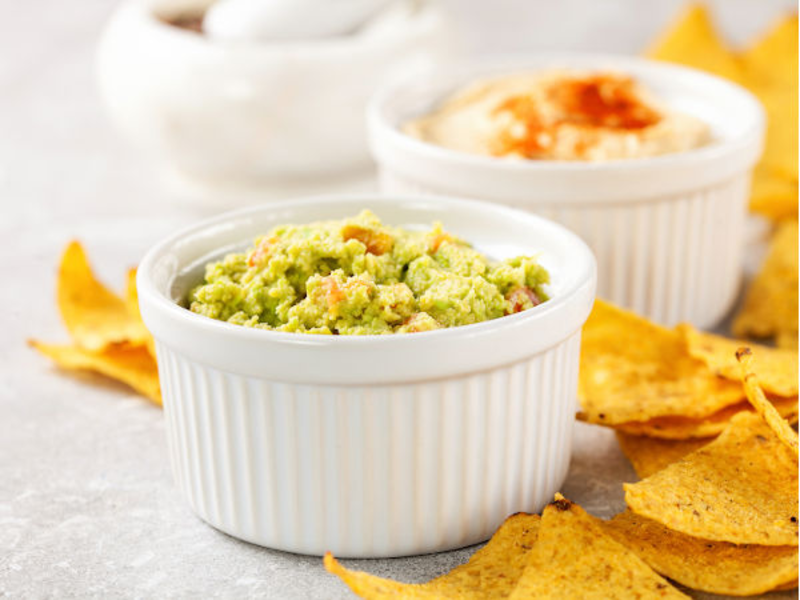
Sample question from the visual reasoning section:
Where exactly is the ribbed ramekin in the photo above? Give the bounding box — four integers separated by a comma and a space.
368, 55, 765, 328
138, 194, 596, 557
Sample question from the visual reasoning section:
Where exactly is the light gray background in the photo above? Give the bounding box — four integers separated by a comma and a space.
1, 1, 796, 598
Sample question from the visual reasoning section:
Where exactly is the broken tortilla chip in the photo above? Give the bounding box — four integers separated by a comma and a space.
603, 510, 798, 596
679, 324, 798, 396
733, 220, 799, 348
508, 495, 686, 599
624, 411, 798, 546
325, 512, 540, 599
57, 241, 149, 352
615, 432, 711, 479
646, 4, 743, 82
737, 348, 799, 455
579, 300, 743, 425
30, 340, 161, 406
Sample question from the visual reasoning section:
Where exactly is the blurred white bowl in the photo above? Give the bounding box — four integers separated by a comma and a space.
96, 0, 451, 188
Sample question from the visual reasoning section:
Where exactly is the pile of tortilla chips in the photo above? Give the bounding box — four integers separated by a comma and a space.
576, 298, 798, 594
30, 241, 161, 405
578, 300, 798, 440
328, 464, 797, 598
580, 298, 798, 486
618, 406, 798, 595
648, 4, 798, 221
327, 301, 798, 597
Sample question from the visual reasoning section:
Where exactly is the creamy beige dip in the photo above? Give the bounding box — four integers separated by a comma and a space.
405, 70, 710, 161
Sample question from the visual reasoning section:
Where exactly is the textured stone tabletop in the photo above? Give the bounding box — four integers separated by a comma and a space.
1, 0, 795, 598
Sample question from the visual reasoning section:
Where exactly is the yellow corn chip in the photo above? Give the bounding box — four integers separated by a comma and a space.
508, 496, 687, 599
743, 14, 798, 90
58, 241, 149, 352
124, 268, 140, 319
737, 348, 799, 455
679, 324, 798, 396
30, 340, 162, 406
612, 402, 742, 440
743, 15, 799, 182
615, 432, 711, 478
646, 4, 743, 82
625, 411, 798, 546
324, 512, 540, 599
125, 268, 157, 359
776, 580, 799, 591
614, 396, 798, 439
750, 165, 798, 221
733, 220, 799, 348
604, 511, 799, 596
579, 300, 743, 425
757, 87, 799, 183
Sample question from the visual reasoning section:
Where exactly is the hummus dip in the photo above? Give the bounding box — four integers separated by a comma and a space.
189, 210, 550, 335
405, 70, 710, 161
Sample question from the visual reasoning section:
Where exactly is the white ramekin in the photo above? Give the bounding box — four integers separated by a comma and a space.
96, 0, 451, 186
368, 55, 765, 328
137, 194, 596, 557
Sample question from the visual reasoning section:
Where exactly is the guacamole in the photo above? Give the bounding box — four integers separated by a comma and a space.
189, 210, 550, 335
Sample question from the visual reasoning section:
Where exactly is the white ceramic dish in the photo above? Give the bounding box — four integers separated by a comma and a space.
137, 194, 596, 557
96, 0, 451, 186
368, 55, 765, 328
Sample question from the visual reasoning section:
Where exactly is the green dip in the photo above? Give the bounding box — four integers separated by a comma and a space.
189, 210, 549, 335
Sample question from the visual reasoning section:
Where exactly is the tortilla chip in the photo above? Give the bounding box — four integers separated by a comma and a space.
646, 4, 743, 82
742, 14, 798, 90
757, 87, 799, 183
624, 411, 798, 546
679, 324, 798, 396
743, 15, 799, 182
777, 329, 799, 350
57, 241, 149, 352
30, 340, 162, 406
750, 165, 798, 220
737, 348, 799, 455
614, 396, 798, 440
508, 496, 686, 599
579, 300, 743, 425
776, 579, 799, 591
124, 268, 140, 319
733, 220, 799, 347
604, 510, 798, 596
324, 512, 540, 599
615, 432, 711, 478
125, 268, 157, 359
